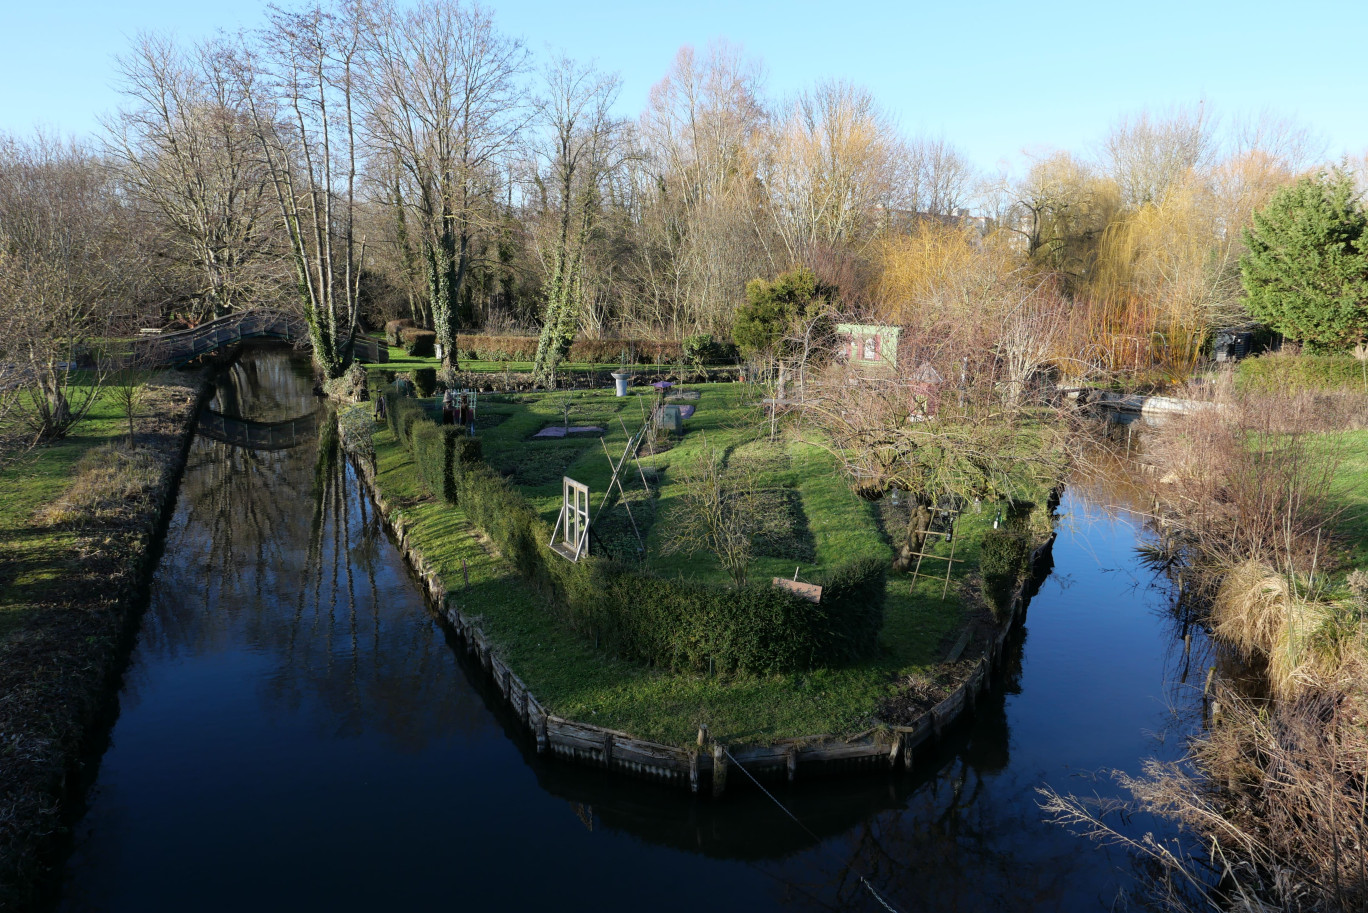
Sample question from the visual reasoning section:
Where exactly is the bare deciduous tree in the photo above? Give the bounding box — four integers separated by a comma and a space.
362, 0, 529, 369
661, 437, 763, 586
1104, 103, 1215, 207
633, 41, 770, 335
235, 2, 366, 379
106, 33, 280, 323
529, 55, 624, 386
763, 79, 908, 261
0, 134, 133, 442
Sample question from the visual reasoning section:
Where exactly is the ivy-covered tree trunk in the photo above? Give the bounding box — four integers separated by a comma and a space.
533, 183, 593, 388
424, 218, 466, 372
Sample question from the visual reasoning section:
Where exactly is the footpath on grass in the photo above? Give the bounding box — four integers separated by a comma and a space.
357, 383, 1058, 793
0, 368, 209, 910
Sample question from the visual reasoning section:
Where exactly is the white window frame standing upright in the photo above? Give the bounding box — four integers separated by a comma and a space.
550, 476, 591, 561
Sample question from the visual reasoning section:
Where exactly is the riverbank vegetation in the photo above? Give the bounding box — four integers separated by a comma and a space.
1054, 381, 1368, 912
0, 371, 201, 910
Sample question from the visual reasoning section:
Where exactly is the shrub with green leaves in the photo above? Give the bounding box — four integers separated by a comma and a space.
399, 327, 436, 358
384, 390, 426, 448
413, 367, 437, 396
1241, 169, 1368, 353
410, 420, 483, 504
980, 528, 1029, 615
1237, 353, 1368, 393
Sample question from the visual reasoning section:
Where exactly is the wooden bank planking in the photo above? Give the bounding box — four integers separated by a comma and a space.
355, 454, 1054, 795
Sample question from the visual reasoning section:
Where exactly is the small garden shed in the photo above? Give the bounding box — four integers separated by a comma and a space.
836, 323, 901, 369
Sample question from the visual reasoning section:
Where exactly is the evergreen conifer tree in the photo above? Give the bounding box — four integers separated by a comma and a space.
1240, 169, 1368, 351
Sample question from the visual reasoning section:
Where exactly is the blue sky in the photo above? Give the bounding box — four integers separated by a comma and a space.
3, 0, 1365, 176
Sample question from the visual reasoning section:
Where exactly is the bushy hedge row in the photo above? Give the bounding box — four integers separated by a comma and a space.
411, 367, 437, 396
1237, 354, 1368, 392
980, 528, 1029, 616
385, 318, 415, 346
454, 334, 737, 366
410, 421, 483, 504
383, 387, 427, 446
400, 327, 436, 357
419, 428, 884, 673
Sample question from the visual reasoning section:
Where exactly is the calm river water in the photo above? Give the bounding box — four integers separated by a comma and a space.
58, 348, 1204, 912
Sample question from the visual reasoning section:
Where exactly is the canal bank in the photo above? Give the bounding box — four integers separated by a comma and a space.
0, 365, 212, 910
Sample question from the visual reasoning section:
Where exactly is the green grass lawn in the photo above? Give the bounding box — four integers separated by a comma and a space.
0, 384, 133, 639
1327, 429, 1368, 572
372, 381, 1042, 745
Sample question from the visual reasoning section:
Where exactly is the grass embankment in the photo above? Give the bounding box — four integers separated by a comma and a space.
0, 372, 203, 910
371, 381, 1043, 746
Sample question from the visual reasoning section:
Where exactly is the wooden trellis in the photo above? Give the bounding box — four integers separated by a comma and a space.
909, 501, 962, 600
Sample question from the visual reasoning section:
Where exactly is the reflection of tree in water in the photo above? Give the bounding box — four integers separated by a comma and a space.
208, 346, 316, 422
129, 349, 491, 751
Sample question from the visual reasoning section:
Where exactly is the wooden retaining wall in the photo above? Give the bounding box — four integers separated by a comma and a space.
355, 454, 1054, 795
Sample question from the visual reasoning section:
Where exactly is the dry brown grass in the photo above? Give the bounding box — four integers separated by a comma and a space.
34, 443, 162, 528
1211, 561, 1294, 659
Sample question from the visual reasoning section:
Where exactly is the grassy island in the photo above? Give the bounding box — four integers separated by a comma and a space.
363, 373, 1052, 747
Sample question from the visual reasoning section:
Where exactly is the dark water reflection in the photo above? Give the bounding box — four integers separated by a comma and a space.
60, 348, 1203, 912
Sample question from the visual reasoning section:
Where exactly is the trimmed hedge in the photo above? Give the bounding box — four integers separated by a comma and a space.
412, 367, 437, 396
429, 433, 884, 674
1237, 353, 1368, 393
400, 327, 436, 358
453, 334, 736, 366
385, 318, 416, 346
980, 528, 1029, 615
410, 421, 483, 504
383, 386, 427, 447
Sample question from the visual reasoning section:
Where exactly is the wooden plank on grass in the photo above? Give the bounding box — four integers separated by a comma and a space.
772, 578, 822, 603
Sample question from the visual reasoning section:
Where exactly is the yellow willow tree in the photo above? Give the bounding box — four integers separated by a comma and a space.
1087, 185, 1216, 382
874, 220, 1018, 324
1086, 152, 1300, 383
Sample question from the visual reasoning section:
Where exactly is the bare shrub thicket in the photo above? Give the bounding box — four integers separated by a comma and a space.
1138, 387, 1347, 578
1052, 382, 1368, 912
800, 281, 1065, 570
660, 437, 765, 586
